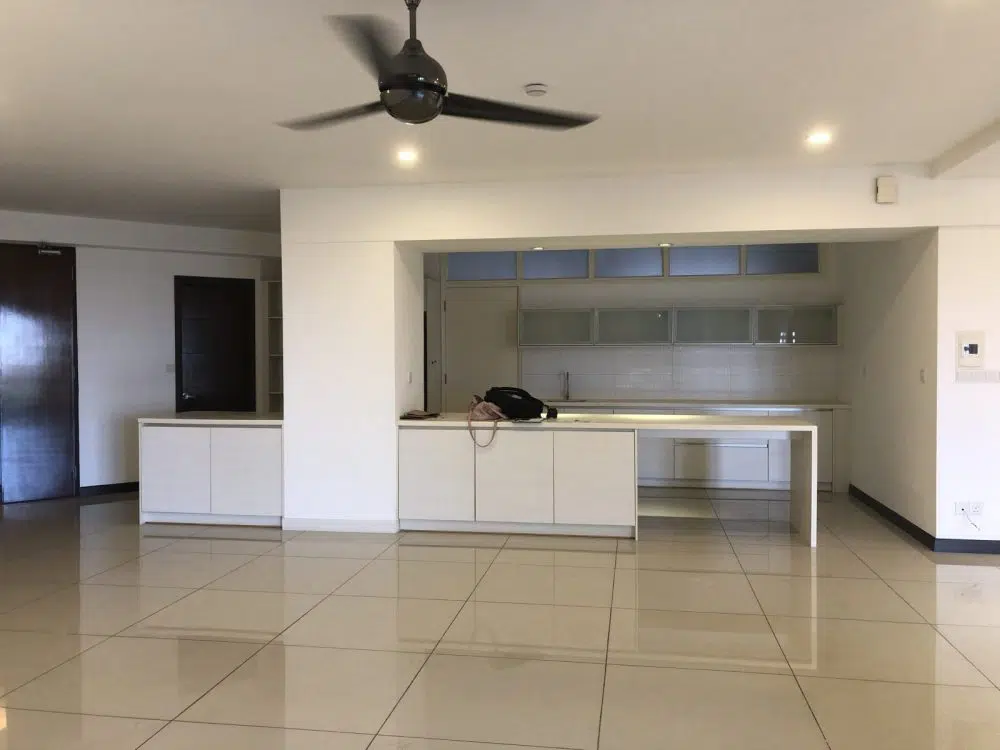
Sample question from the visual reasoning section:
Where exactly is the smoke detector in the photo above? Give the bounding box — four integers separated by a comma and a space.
523, 83, 548, 97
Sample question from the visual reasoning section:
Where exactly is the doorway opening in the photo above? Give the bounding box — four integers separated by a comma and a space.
0, 243, 79, 503
174, 276, 256, 413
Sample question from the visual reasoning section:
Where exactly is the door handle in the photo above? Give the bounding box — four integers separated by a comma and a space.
181, 392, 194, 400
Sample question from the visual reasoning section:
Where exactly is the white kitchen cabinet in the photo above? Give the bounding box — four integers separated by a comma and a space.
398, 428, 475, 522
674, 440, 770, 482
210, 427, 282, 517
140, 426, 211, 514
554, 431, 636, 526
475, 430, 554, 523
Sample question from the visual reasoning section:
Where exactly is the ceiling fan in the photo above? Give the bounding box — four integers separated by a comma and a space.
280, 0, 598, 132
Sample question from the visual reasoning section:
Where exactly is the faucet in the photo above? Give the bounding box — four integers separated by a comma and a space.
560, 372, 572, 401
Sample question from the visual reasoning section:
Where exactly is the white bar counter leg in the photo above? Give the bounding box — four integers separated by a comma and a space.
790, 429, 818, 547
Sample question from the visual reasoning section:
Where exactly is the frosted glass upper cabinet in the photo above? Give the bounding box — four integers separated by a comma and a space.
593, 247, 664, 278
519, 309, 594, 346
757, 306, 838, 345
675, 308, 752, 344
668, 245, 740, 277
521, 249, 589, 280
446, 251, 517, 281
746, 244, 820, 275
596, 309, 672, 345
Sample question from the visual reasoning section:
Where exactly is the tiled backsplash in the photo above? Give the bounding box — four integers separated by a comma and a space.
521, 345, 842, 402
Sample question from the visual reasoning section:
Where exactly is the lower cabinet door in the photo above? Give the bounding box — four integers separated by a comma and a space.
476, 430, 554, 523
554, 431, 636, 526
398, 429, 475, 521
140, 426, 211, 514
210, 427, 283, 516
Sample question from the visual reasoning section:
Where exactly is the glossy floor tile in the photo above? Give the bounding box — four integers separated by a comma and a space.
0, 584, 193, 635
205, 555, 368, 594
0, 709, 165, 750
334, 560, 486, 600
613, 569, 762, 614
888, 579, 1000, 626
438, 600, 610, 663
607, 609, 789, 673
0, 631, 104, 695
179, 645, 426, 733
473, 563, 614, 607
770, 616, 990, 685
381, 654, 605, 749
748, 574, 923, 622
141, 721, 372, 750
122, 589, 322, 642
799, 677, 1000, 749
5, 493, 1000, 749
599, 664, 829, 749
936, 624, 1000, 685
3, 636, 259, 719
278, 595, 462, 652
85, 551, 257, 588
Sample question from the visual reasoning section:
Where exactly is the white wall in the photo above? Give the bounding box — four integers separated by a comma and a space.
840, 232, 939, 534
282, 168, 1000, 245
281, 240, 421, 531
936, 227, 1000, 540
76, 246, 264, 486
396, 245, 425, 414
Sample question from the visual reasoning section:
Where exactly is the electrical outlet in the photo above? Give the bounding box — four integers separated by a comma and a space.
955, 502, 985, 517
970, 502, 985, 517
955, 502, 969, 516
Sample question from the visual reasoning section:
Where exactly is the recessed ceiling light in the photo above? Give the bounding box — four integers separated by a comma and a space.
531, 246, 544, 251
396, 148, 418, 166
805, 128, 833, 148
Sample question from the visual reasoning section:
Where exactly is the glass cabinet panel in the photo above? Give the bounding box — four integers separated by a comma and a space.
593, 247, 664, 278
596, 309, 672, 344
447, 251, 517, 281
522, 249, 589, 279
675, 308, 752, 344
746, 244, 820, 275
668, 245, 740, 277
519, 310, 593, 346
757, 306, 837, 344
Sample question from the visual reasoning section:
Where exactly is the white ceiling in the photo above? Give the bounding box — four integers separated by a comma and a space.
2, 0, 1000, 231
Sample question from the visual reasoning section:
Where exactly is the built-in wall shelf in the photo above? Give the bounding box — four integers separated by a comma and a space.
264, 266, 282, 413
518, 305, 839, 348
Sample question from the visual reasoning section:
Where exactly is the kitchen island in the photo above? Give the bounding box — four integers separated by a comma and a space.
139, 413, 283, 526
399, 412, 819, 546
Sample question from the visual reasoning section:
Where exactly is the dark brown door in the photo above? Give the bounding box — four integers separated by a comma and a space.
0, 244, 78, 503
175, 276, 256, 413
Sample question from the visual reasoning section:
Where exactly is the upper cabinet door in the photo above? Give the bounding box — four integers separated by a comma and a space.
596, 309, 672, 345
757, 306, 838, 345
675, 308, 752, 344
519, 310, 593, 346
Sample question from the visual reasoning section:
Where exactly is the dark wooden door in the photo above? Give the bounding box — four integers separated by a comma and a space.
0, 244, 78, 503
175, 276, 256, 413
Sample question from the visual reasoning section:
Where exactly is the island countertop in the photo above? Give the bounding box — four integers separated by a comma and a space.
399, 412, 817, 433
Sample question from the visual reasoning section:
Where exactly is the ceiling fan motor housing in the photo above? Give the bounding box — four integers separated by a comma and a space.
379, 39, 448, 124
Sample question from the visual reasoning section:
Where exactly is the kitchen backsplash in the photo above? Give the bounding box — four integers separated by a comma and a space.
521, 345, 842, 402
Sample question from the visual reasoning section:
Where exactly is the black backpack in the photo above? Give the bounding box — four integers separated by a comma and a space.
484, 387, 553, 421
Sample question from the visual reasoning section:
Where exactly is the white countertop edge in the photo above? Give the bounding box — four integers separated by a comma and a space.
139, 415, 282, 427
399, 413, 818, 432
546, 400, 850, 411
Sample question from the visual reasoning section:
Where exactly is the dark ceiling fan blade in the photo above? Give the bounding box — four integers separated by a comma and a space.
442, 93, 598, 130
327, 14, 398, 81
278, 101, 383, 130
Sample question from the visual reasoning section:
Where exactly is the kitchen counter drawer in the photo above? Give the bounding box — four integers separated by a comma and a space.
674, 441, 769, 482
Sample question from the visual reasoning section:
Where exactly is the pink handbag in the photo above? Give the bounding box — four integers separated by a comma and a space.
467, 395, 505, 447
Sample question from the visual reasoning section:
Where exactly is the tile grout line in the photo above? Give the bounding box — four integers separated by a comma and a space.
594, 536, 617, 750
361, 533, 512, 750
723, 511, 832, 749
